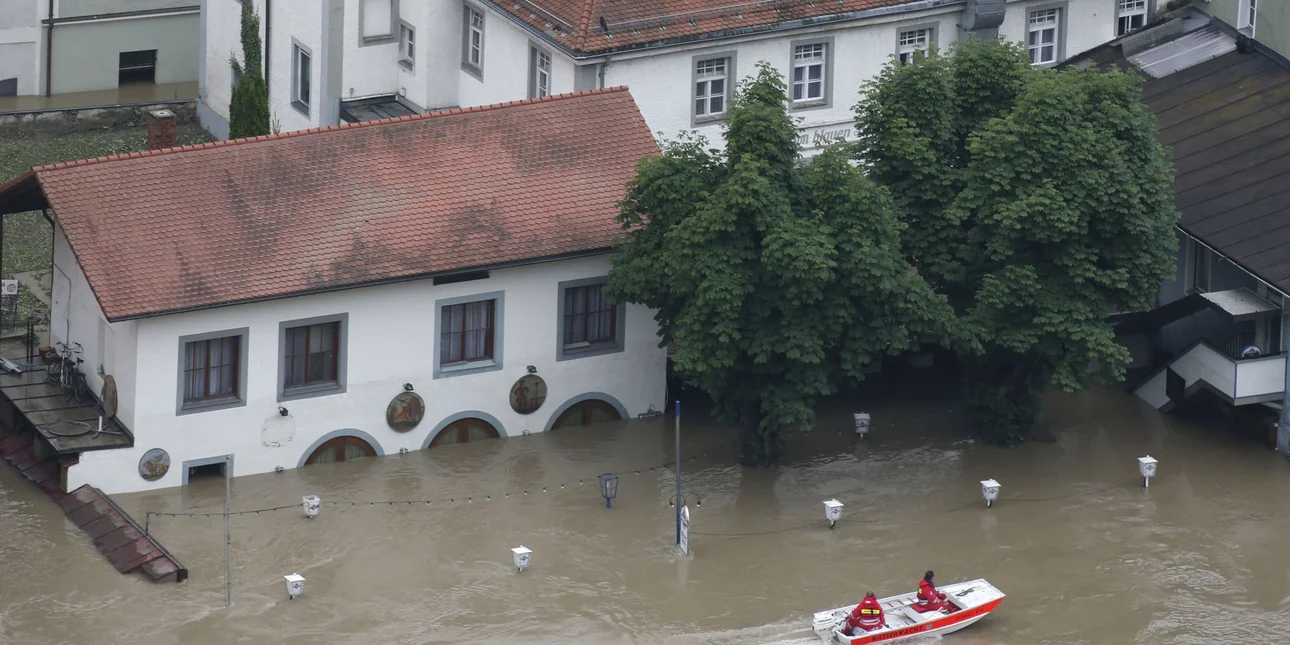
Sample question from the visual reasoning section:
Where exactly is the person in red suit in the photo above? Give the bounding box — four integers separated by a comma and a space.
913, 570, 948, 612
845, 592, 886, 634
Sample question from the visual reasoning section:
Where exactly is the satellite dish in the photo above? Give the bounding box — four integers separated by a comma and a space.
101, 375, 118, 418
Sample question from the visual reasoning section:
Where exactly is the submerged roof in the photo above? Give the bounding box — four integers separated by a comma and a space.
1067, 14, 1290, 294
493, 0, 943, 54
0, 88, 657, 320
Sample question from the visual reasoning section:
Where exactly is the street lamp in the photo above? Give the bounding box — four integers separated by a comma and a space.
854, 413, 870, 438
823, 499, 844, 528
1137, 456, 1158, 488
302, 494, 321, 519
598, 473, 619, 508
511, 546, 532, 572
980, 479, 1001, 508
283, 573, 305, 599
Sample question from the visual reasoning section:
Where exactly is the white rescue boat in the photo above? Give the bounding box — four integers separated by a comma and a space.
812, 579, 1004, 644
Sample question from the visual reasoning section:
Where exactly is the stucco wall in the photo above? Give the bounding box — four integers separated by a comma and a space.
50, 13, 199, 94
49, 225, 139, 431
269, 1, 323, 132
456, 4, 576, 109
66, 254, 667, 494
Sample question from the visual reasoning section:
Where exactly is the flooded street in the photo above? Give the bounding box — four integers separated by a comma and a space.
4, 385, 1290, 645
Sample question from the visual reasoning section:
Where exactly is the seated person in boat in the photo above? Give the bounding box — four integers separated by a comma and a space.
844, 592, 886, 634
913, 570, 948, 613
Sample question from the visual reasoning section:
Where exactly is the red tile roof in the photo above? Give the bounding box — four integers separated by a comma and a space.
494, 0, 931, 53
2, 88, 656, 321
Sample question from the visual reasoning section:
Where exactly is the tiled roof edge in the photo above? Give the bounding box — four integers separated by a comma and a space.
30, 87, 634, 175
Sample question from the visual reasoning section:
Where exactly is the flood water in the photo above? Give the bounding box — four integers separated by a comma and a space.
4, 384, 1290, 645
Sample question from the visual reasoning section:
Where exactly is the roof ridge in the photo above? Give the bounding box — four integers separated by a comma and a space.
575, 0, 598, 50
29, 87, 633, 175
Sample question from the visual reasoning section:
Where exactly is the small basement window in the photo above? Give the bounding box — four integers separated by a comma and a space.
119, 50, 157, 86
187, 461, 226, 481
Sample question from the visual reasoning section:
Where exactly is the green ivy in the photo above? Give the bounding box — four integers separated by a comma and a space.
229, 3, 270, 140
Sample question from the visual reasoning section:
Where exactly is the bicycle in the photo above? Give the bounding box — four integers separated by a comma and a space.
45, 341, 91, 404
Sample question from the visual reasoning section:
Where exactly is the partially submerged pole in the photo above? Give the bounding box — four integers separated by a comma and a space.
225, 455, 232, 608
674, 399, 681, 550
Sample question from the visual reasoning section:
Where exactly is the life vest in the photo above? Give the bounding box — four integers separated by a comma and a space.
917, 579, 942, 606
853, 597, 884, 630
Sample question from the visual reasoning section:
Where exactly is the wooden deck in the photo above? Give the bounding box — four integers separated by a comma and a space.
0, 369, 132, 454
0, 423, 186, 582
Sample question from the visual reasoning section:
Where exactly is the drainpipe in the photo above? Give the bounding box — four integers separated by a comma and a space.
1279, 309, 1290, 457
264, 0, 272, 102
44, 0, 54, 97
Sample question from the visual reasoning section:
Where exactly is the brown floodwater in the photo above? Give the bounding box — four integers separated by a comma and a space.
3, 385, 1290, 645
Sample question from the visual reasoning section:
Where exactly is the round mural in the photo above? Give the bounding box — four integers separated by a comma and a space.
101, 375, 118, 418
510, 375, 548, 415
138, 448, 170, 481
386, 391, 426, 432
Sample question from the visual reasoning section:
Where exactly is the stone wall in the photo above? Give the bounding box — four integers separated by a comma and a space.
0, 100, 197, 136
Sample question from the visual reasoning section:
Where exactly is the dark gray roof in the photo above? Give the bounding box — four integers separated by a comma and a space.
1067, 22, 1290, 293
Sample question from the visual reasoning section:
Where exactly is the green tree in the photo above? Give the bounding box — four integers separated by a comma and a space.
608, 63, 957, 465
229, 2, 269, 139
854, 40, 1179, 445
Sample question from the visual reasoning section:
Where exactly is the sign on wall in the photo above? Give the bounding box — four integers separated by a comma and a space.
0, 280, 17, 297
796, 121, 856, 151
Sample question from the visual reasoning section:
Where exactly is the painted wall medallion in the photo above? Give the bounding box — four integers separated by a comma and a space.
100, 375, 118, 418
386, 391, 426, 432
510, 375, 547, 415
138, 448, 170, 481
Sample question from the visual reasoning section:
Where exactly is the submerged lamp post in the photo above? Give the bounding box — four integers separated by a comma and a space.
854, 413, 870, 438
823, 499, 844, 529
1138, 456, 1158, 488
284, 573, 305, 599
302, 494, 321, 519
511, 546, 532, 572
598, 473, 619, 508
980, 479, 1001, 508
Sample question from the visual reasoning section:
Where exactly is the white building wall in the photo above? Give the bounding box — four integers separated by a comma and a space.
48, 226, 139, 431
0, 0, 42, 96
457, 5, 576, 109
341, 0, 398, 100
199, 0, 266, 139
270, 0, 324, 133
998, 0, 1117, 64
66, 254, 667, 494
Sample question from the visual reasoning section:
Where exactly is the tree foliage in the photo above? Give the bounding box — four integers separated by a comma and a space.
229, 2, 270, 140
608, 63, 957, 465
855, 39, 1179, 444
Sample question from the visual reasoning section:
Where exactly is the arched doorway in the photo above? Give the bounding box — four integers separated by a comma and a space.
305, 435, 377, 465
551, 399, 622, 430
429, 417, 501, 448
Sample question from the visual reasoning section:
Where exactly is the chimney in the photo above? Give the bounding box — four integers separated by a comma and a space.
145, 109, 178, 151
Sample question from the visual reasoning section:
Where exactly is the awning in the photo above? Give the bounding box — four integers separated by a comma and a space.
1200, 288, 1281, 322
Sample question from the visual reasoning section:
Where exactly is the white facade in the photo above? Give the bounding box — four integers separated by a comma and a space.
51, 224, 666, 494
0, 0, 43, 96
200, 0, 1121, 146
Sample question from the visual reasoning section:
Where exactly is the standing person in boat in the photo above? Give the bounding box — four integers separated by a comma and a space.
844, 592, 886, 634
913, 571, 948, 613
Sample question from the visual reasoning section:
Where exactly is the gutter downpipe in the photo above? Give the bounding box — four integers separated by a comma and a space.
264, 0, 271, 102
45, 0, 54, 97
1279, 310, 1290, 457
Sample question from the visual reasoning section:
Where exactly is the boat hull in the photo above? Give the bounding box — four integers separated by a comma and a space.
813, 579, 1004, 645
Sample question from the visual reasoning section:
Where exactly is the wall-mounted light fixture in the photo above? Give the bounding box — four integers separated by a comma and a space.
527, 365, 538, 374
403, 383, 414, 392
278, 406, 289, 417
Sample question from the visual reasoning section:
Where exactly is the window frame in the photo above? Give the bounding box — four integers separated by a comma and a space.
358, 0, 398, 46
461, 2, 486, 80
788, 36, 833, 110
1115, 0, 1147, 36
691, 51, 736, 127
1239, 0, 1257, 36
556, 277, 626, 362
895, 23, 937, 65
277, 313, 348, 402
433, 291, 506, 379
118, 49, 157, 86
175, 327, 249, 416
529, 43, 553, 99
1027, 4, 1066, 67
398, 21, 416, 69
291, 39, 313, 115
